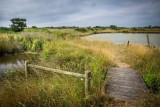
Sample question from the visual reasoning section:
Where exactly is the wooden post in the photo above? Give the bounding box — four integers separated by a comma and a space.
146, 34, 150, 46
127, 41, 129, 47
25, 60, 29, 78
85, 70, 91, 97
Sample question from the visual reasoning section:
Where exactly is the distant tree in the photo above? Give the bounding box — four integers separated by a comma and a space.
32, 26, 37, 29
75, 27, 88, 32
110, 25, 118, 29
132, 27, 137, 31
148, 25, 152, 28
10, 18, 27, 32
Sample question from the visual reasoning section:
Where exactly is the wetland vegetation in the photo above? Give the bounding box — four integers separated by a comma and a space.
0, 26, 160, 106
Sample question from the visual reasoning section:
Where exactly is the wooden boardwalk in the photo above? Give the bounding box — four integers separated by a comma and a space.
106, 67, 148, 101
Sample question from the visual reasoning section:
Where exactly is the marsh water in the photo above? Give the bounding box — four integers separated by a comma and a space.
0, 53, 36, 75
86, 33, 160, 46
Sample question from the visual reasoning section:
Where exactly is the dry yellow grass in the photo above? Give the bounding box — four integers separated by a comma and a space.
67, 38, 128, 67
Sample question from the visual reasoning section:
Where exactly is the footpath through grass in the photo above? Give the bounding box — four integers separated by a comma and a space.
0, 28, 160, 106
71, 38, 160, 106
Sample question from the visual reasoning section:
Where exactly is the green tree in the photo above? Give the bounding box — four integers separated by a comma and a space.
110, 25, 117, 29
32, 26, 37, 29
10, 18, 27, 32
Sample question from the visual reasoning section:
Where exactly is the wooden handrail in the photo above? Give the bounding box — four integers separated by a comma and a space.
25, 60, 91, 97
27, 64, 85, 78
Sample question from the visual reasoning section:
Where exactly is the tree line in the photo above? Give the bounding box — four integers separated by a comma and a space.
0, 18, 160, 32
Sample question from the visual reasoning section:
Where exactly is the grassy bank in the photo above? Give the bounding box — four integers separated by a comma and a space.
0, 33, 45, 56
0, 28, 160, 106
0, 33, 113, 106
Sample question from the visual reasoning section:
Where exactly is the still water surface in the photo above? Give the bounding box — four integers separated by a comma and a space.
0, 53, 36, 74
85, 33, 160, 46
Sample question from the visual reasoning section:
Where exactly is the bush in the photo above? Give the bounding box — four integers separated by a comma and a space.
110, 25, 118, 30
32, 26, 37, 29
75, 28, 88, 33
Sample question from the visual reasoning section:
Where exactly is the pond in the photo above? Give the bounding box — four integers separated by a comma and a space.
0, 53, 37, 75
85, 33, 160, 46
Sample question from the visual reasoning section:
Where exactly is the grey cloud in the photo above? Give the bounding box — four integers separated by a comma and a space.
0, 0, 160, 27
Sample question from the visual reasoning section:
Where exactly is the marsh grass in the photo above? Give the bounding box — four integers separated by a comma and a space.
0, 70, 85, 107
124, 45, 160, 92
0, 38, 112, 107
0, 34, 22, 55
1, 29, 160, 106
66, 39, 160, 106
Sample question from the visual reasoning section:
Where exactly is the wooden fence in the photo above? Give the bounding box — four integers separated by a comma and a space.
25, 60, 91, 97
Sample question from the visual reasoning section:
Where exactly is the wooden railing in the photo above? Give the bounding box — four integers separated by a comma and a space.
25, 60, 91, 97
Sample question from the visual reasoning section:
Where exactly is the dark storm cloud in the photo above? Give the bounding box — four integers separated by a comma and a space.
0, 0, 160, 27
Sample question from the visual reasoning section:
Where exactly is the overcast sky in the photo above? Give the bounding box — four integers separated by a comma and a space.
0, 0, 160, 27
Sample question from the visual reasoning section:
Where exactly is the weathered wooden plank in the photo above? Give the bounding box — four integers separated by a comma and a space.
27, 64, 85, 78
106, 67, 148, 101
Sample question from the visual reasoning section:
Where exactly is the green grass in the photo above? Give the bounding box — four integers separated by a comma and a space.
0, 33, 46, 55
0, 36, 112, 106
0, 27, 160, 106
117, 45, 160, 106
124, 45, 160, 92
0, 69, 85, 107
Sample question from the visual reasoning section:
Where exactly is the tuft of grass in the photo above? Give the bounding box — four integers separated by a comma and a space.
135, 93, 160, 107
31, 39, 43, 52
0, 34, 22, 55
0, 70, 85, 107
124, 45, 160, 92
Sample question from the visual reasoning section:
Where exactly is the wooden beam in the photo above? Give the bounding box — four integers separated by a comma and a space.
127, 41, 130, 47
27, 64, 85, 78
146, 34, 150, 46
85, 70, 91, 96
24, 60, 30, 78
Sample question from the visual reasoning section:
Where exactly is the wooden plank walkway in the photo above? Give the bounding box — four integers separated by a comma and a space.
106, 67, 148, 101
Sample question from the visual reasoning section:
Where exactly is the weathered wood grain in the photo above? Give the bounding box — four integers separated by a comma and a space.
106, 67, 148, 101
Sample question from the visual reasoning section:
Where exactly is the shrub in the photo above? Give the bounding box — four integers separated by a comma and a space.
75, 28, 88, 33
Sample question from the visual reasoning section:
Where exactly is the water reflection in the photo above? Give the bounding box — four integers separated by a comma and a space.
0, 53, 36, 74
